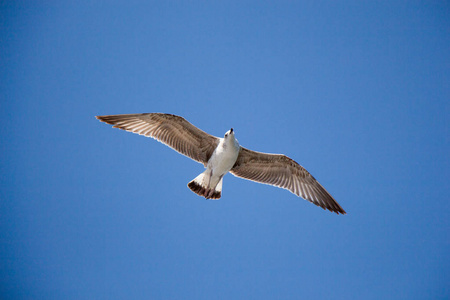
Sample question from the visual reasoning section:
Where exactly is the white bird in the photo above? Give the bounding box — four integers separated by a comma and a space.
96, 113, 346, 214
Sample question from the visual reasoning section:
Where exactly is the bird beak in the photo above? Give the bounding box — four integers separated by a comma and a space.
230, 128, 234, 133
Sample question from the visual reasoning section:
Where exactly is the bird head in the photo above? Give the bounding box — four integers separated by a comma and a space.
224, 128, 234, 138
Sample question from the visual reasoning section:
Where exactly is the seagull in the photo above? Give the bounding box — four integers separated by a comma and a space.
96, 113, 346, 214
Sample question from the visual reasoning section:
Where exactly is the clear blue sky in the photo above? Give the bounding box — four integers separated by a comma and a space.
1, 2, 449, 299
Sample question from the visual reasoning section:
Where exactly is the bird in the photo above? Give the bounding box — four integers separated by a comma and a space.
96, 113, 346, 214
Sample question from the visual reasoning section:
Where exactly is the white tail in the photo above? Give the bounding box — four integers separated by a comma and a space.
187, 171, 223, 199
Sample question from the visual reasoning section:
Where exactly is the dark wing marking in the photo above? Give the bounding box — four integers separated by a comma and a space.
231, 147, 346, 214
96, 113, 219, 166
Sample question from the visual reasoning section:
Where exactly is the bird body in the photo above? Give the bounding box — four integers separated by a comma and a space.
188, 129, 240, 199
96, 113, 346, 214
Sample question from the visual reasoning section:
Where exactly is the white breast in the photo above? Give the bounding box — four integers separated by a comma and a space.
208, 137, 240, 176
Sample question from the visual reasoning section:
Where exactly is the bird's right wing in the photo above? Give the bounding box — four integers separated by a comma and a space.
231, 147, 346, 214
96, 113, 220, 166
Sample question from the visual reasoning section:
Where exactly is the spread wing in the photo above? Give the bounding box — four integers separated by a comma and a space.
96, 113, 220, 166
231, 147, 346, 214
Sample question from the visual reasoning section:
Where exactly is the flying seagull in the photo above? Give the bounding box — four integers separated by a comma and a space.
96, 113, 346, 214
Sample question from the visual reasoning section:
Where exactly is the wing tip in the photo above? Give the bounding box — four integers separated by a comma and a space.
316, 201, 346, 215
323, 200, 347, 215
325, 201, 346, 215
95, 115, 111, 124
95, 115, 130, 127
333, 207, 347, 215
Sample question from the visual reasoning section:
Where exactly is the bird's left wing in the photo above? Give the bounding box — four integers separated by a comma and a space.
230, 147, 346, 214
96, 113, 220, 166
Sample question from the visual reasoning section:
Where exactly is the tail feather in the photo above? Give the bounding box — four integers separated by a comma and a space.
188, 172, 222, 200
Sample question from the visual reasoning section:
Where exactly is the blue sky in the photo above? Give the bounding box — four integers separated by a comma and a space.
1, 1, 449, 299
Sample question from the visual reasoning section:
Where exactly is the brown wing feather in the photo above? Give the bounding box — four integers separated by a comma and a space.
96, 113, 219, 165
231, 147, 346, 214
